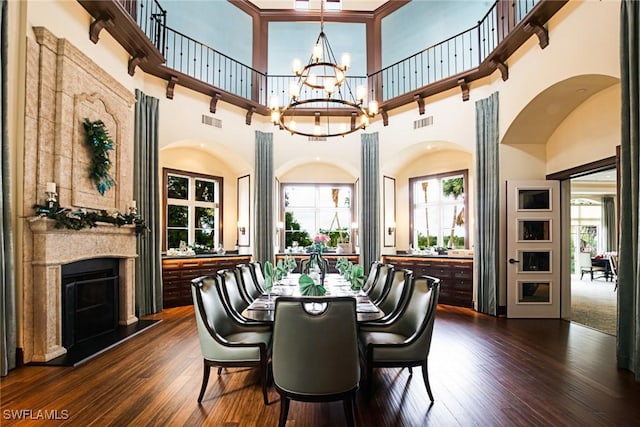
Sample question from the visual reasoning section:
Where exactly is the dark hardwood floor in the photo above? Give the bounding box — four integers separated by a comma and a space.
2, 305, 640, 426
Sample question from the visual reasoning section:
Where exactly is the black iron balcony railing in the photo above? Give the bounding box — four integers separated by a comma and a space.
120, 0, 167, 54
369, 0, 540, 104
370, 27, 481, 103
163, 25, 267, 104
104, 0, 557, 116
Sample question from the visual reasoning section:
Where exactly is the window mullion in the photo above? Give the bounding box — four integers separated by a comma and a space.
189, 176, 196, 245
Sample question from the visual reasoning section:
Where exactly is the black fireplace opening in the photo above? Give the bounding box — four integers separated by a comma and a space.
62, 258, 119, 350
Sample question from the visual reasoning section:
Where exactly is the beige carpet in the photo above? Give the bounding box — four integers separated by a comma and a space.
570, 275, 617, 336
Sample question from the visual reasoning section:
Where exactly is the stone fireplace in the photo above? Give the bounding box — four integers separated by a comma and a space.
22, 27, 137, 363
28, 221, 137, 362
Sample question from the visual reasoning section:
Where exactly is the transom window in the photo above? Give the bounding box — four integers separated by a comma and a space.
410, 170, 468, 250
281, 183, 353, 249
164, 168, 222, 251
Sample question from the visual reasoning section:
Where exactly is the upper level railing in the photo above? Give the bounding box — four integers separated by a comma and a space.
163, 25, 268, 104
116, 0, 545, 112
119, 0, 167, 54
369, 0, 539, 102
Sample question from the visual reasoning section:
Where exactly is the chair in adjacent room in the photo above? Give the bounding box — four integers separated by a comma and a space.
359, 276, 440, 401
272, 297, 360, 427
609, 254, 619, 290
578, 252, 606, 281
190, 276, 271, 405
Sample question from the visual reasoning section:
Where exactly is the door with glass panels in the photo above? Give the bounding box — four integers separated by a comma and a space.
507, 181, 560, 318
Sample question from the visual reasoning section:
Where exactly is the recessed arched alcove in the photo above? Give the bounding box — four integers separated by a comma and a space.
159, 141, 251, 250
502, 74, 619, 147
383, 142, 474, 252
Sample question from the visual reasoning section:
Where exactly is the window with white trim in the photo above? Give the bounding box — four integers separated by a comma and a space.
164, 169, 222, 251
281, 183, 353, 249
410, 170, 468, 250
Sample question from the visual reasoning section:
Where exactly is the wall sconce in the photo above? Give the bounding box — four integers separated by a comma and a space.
387, 221, 396, 235
237, 222, 246, 235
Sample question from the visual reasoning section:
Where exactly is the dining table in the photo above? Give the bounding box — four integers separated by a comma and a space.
242, 273, 384, 323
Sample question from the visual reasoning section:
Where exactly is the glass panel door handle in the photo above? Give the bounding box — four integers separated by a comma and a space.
508, 258, 520, 264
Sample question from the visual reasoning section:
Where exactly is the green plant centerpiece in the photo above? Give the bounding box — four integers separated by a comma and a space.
298, 273, 326, 296
83, 119, 116, 195
311, 232, 330, 254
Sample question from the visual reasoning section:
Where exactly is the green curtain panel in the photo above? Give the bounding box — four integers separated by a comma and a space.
618, 0, 640, 381
602, 196, 616, 253
254, 131, 274, 264
1, 0, 16, 376
134, 89, 163, 316
360, 132, 380, 273
475, 92, 499, 316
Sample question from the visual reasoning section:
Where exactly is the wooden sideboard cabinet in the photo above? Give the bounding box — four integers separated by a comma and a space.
274, 253, 359, 274
162, 255, 252, 308
381, 255, 474, 308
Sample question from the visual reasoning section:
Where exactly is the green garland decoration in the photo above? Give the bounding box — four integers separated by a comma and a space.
83, 119, 116, 195
33, 203, 147, 235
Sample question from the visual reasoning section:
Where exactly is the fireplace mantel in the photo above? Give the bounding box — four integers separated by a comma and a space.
29, 218, 138, 264
27, 219, 138, 362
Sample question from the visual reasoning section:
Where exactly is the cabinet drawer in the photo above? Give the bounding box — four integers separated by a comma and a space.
162, 256, 251, 307
382, 256, 473, 308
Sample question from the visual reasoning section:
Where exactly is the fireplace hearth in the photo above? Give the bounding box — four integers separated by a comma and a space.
62, 258, 120, 349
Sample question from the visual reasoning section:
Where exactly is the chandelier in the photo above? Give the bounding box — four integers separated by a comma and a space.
269, 2, 378, 138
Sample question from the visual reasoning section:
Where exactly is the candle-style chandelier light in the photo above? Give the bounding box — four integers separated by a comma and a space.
270, 1, 378, 138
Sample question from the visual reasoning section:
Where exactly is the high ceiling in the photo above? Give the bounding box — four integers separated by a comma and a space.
247, 0, 389, 12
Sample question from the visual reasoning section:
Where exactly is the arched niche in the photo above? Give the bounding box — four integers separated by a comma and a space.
159, 142, 250, 249
386, 143, 474, 251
